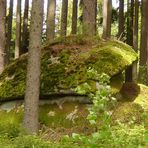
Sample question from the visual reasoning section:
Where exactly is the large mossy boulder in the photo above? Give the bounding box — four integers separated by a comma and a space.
0, 36, 137, 101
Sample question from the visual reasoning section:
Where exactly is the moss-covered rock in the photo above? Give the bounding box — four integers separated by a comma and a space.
0, 36, 137, 101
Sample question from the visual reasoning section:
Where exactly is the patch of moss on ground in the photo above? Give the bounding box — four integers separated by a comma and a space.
135, 84, 148, 110
138, 65, 148, 85
112, 102, 144, 124
112, 84, 148, 125
0, 103, 90, 132
0, 36, 137, 101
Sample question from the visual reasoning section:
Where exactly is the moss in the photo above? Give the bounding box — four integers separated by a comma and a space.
135, 84, 148, 110
112, 102, 144, 124
110, 73, 124, 94
0, 36, 137, 101
138, 65, 147, 85
112, 84, 148, 124
0, 55, 27, 100
46, 34, 101, 46
39, 103, 89, 128
0, 103, 89, 129
0, 83, 147, 139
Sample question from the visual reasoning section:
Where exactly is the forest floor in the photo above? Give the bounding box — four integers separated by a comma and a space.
0, 83, 147, 147
38, 84, 148, 142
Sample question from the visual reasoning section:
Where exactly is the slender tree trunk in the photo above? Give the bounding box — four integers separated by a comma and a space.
15, 0, 21, 59
138, 0, 148, 84
125, 0, 134, 82
6, 0, 14, 64
60, 0, 68, 36
23, 0, 44, 134
0, 0, 6, 73
140, 0, 148, 66
102, 0, 112, 39
71, 0, 78, 34
118, 0, 124, 39
46, 0, 56, 41
21, 0, 29, 54
133, 0, 139, 52
82, 0, 97, 36
142, 0, 148, 85
126, 0, 134, 46
132, 0, 139, 82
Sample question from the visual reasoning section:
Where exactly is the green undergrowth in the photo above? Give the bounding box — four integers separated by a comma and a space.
0, 36, 137, 101
39, 103, 89, 128
0, 84, 147, 137
0, 84, 147, 147
0, 125, 147, 148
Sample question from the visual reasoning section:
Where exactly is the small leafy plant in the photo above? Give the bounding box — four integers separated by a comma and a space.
61, 69, 147, 147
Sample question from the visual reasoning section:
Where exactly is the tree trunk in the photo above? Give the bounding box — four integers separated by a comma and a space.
140, 0, 148, 66
0, 0, 6, 73
23, 0, 44, 134
118, 0, 124, 39
102, 0, 112, 39
125, 0, 134, 82
133, 0, 139, 52
71, 0, 78, 34
60, 0, 68, 36
6, 0, 14, 64
132, 0, 139, 83
46, 0, 56, 41
82, 0, 97, 36
21, 0, 29, 54
15, 0, 21, 59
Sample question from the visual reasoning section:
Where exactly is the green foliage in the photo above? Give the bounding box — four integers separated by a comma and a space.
13, 135, 51, 148
0, 109, 23, 138
39, 104, 89, 128
75, 72, 112, 126
64, 124, 147, 148
61, 72, 147, 147
62, 73, 115, 146
0, 78, 147, 147
0, 134, 51, 148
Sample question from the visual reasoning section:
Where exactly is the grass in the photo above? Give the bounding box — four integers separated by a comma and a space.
0, 83, 147, 147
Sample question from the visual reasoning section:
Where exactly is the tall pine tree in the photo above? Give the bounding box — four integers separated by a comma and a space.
24, 0, 44, 134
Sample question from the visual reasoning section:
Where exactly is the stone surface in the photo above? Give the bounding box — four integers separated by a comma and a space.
0, 36, 137, 101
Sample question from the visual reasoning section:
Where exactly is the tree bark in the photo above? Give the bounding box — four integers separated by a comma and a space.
71, 0, 78, 34
132, 0, 139, 83
21, 0, 29, 54
140, 0, 148, 66
133, 0, 139, 52
82, 0, 97, 36
125, 0, 134, 82
23, 0, 44, 134
60, 0, 68, 36
118, 0, 124, 39
0, 0, 6, 73
46, 0, 56, 41
6, 0, 14, 64
15, 0, 21, 59
102, 0, 112, 39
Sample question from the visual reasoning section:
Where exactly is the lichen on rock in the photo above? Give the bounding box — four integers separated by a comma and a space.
0, 36, 137, 101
